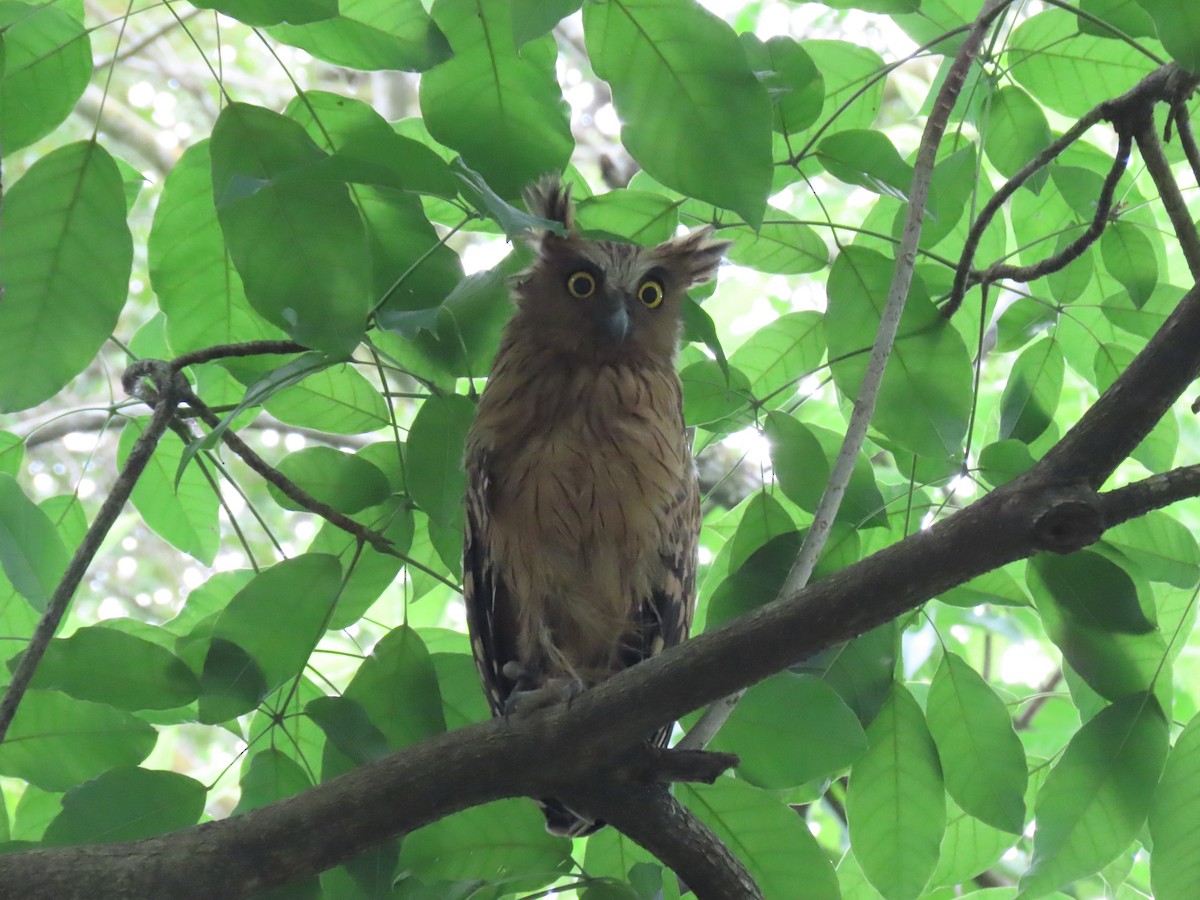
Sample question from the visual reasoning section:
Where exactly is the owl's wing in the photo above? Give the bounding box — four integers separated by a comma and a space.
622, 471, 700, 748
463, 451, 516, 718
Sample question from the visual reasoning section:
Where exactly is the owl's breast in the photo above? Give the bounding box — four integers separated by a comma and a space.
492, 362, 688, 552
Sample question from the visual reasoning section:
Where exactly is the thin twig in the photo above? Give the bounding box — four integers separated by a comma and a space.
680, 0, 1011, 752
0, 363, 188, 742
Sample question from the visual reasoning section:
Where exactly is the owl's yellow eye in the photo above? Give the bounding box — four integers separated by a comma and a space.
638, 278, 665, 309
566, 271, 596, 298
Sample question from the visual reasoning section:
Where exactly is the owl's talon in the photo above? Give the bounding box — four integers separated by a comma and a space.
504, 677, 585, 717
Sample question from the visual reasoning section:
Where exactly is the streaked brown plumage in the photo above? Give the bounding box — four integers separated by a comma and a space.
463, 178, 729, 836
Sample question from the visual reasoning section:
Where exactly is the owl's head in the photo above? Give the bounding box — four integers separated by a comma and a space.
511, 178, 731, 363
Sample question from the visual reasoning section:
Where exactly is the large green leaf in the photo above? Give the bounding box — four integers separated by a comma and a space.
149, 141, 285, 354
1101, 222, 1158, 308
1102, 511, 1200, 589
19, 625, 198, 711
710, 672, 867, 788
263, 364, 391, 434
1135, 0, 1200, 72
0, 475, 69, 612
234, 748, 313, 815
728, 312, 825, 406
926, 652, 1027, 834
998, 337, 1064, 444
42, 767, 205, 845
0, 142, 132, 412
846, 682, 945, 900
119, 421, 220, 566
210, 103, 370, 356
198, 554, 342, 723
190, 0, 336, 25
420, 0, 572, 198
1150, 712, 1200, 899
679, 778, 839, 899
583, 0, 772, 226
0, 691, 157, 792
406, 393, 475, 526
1008, 10, 1158, 117
826, 246, 972, 460
983, 86, 1052, 189
321, 626, 446, 779
724, 211, 830, 275
1020, 694, 1168, 897
0, 2, 91, 152
267, 0, 451, 71
1028, 551, 1154, 635
268, 447, 392, 515
398, 798, 572, 892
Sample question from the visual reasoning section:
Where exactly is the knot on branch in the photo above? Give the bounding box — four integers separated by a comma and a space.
122, 360, 189, 407
1030, 491, 1104, 554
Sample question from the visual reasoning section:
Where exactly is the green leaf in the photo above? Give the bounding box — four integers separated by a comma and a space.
267, 0, 451, 71
1103, 511, 1200, 589
983, 86, 1052, 189
978, 439, 1037, 487
149, 141, 285, 355
724, 211, 829, 275
1150, 711, 1200, 899
0, 691, 157, 792
190, 0, 336, 25
678, 778, 839, 898
0, 433, 23, 478
398, 798, 572, 892
584, 0, 772, 226
199, 554, 343, 722
817, 130, 912, 198
927, 652, 1028, 833
1020, 694, 1168, 897
0, 474, 69, 612
406, 393, 476, 526
729, 312, 825, 405
846, 682, 945, 900
940, 566, 1029, 608
1008, 10, 1157, 117
322, 626, 445, 779
681, 360, 752, 430
575, 190, 680, 246
42, 767, 205, 845
286, 91, 459, 198
753, 35, 824, 135
826, 246, 972, 460
1100, 222, 1158, 308
119, 421, 220, 566
798, 40, 886, 139
998, 337, 1064, 444
1135, 0, 1200, 72
430, 651, 492, 730
19, 626, 198, 711
0, 141, 132, 412
269, 446, 392, 515
0, 2, 92, 152
795, 622, 897, 725
306, 696, 391, 766
210, 103, 370, 355
263, 364, 391, 434
235, 748, 313, 814
711, 672, 867, 788
420, 1, 571, 199
1029, 551, 1155, 634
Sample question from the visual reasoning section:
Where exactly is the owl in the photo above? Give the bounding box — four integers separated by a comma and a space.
462, 178, 730, 836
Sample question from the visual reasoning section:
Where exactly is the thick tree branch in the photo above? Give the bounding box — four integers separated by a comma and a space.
569, 784, 763, 900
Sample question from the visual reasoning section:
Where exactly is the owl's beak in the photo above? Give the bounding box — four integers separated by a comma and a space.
601, 301, 630, 343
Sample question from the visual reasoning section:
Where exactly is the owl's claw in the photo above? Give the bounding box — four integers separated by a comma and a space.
503, 676, 585, 717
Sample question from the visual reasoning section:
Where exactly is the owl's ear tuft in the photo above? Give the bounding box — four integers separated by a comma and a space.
524, 176, 574, 232
660, 227, 732, 286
